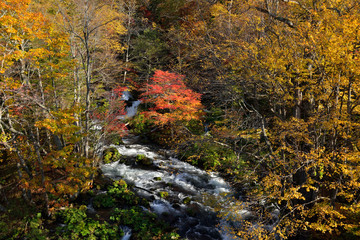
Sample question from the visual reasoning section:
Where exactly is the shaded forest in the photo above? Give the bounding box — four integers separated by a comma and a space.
1, 0, 360, 239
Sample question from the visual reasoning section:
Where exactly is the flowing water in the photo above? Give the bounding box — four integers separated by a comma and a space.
99, 96, 253, 239
100, 134, 246, 240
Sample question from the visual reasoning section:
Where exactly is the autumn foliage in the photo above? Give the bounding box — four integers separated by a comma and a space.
0, 0, 125, 215
91, 86, 128, 136
3, 0, 360, 239
140, 70, 203, 126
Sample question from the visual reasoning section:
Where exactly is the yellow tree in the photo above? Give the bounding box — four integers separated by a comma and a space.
169, 0, 360, 238
57, 0, 126, 158
228, 0, 360, 238
0, 0, 96, 214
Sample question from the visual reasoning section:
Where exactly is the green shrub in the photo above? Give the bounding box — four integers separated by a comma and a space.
129, 114, 153, 135
110, 207, 180, 240
108, 180, 139, 205
0, 199, 48, 240
183, 197, 192, 204
0, 213, 48, 240
93, 180, 146, 209
56, 206, 122, 240
93, 194, 115, 208
24, 213, 48, 240
107, 133, 123, 145
136, 154, 146, 161
182, 140, 239, 170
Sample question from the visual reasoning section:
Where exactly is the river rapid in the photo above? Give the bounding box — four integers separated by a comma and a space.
99, 94, 259, 239
100, 134, 250, 240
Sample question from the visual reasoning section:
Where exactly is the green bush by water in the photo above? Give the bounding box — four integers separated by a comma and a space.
183, 140, 239, 170
55, 206, 122, 240
110, 207, 180, 240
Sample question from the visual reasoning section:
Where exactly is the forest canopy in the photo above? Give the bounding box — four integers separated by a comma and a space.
1, 0, 360, 239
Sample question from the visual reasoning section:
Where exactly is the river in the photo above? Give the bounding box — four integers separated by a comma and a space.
99, 95, 263, 239
100, 134, 250, 240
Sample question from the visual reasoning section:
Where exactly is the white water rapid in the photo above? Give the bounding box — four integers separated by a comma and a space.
100, 92, 252, 239
101, 134, 245, 240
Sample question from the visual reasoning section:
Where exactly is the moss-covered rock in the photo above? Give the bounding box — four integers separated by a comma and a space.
153, 177, 162, 181
136, 154, 153, 166
186, 202, 203, 217
158, 191, 169, 199
103, 147, 121, 164
183, 197, 192, 204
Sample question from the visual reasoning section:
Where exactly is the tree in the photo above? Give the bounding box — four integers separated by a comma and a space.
0, 0, 116, 214
221, 0, 360, 238
159, 0, 360, 238
91, 85, 128, 138
140, 70, 203, 142
0, 0, 92, 214
58, 0, 126, 157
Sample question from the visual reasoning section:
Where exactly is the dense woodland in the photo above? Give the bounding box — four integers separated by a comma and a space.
1, 0, 360, 239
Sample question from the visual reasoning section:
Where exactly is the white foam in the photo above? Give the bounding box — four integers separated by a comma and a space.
86, 203, 96, 214
101, 162, 164, 188
150, 200, 179, 215
126, 100, 141, 118
121, 91, 132, 101
102, 147, 232, 197
208, 176, 231, 194
100, 141, 242, 239
120, 226, 132, 240
112, 144, 160, 159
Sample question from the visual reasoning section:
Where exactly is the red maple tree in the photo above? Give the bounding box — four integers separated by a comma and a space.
140, 70, 203, 126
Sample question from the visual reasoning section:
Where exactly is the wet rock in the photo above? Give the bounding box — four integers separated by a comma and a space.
86, 203, 96, 215
161, 211, 180, 224
102, 147, 121, 164
122, 134, 140, 145
186, 202, 203, 217
170, 183, 196, 195
172, 203, 182, 210
195, 226, 222, 239
186, 232, 214, 240
136, 154, 153, 166
186, 217, 200, 228
94, 172, 115, 190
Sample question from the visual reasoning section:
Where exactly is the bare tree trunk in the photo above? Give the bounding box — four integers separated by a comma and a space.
13, 140, 33, 203
122, 0, 136, 83
59, 0, 122, 157
347, 79, 352, 115
19, 42, 30, 86
83, 0, 91, 158
30, 130, 49, 216
294, 82, 302, 119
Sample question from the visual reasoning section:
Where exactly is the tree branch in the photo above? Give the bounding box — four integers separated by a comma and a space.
254, 6, 294, 28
